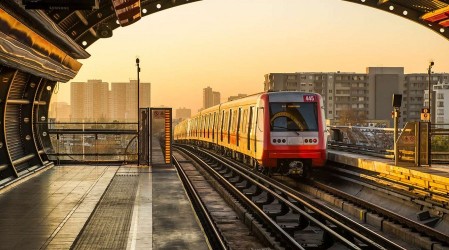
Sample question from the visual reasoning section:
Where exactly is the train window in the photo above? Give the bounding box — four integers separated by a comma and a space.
223, 111, 228, 132
232, 110, 238, 132
207, 114, 210, 138
269, 102, 318, 131
237, 108, 241, 133
209, 114, 212, 138
203, 116, 206, 138
242, 109, 247, 134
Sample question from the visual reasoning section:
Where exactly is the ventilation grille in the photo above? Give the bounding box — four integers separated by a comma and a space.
8, 71, 28, 99
5, 71, 29, 169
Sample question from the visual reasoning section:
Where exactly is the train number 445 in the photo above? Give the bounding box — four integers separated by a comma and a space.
303, 95, 316, 102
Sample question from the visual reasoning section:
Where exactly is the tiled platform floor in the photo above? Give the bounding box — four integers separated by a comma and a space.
0, 165, 209, 250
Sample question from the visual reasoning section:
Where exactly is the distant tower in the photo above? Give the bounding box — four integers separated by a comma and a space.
212, 91, 221, 106
203, 86, 214, 109
429, 81, 449, 124
70, 80, 109, 122
110, 80, 151, 122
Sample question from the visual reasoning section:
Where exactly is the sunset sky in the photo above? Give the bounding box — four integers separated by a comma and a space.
52, 0, 449, 114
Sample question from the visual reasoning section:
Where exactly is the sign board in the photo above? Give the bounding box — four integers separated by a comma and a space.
150, 108, 172, 166
153, 110, 165, 119
421, 108, 430, 121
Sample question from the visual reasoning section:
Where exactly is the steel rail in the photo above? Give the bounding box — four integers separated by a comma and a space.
314, 166, 449, 244
193, 146, 404, 250
175, 145, 305, 250
172, 155, 227, 250
177, 145, 369, 250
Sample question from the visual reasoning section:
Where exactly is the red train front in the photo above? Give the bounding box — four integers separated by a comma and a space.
259, 92, 327, 175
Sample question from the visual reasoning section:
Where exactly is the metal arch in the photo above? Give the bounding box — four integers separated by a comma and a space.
41, 0, 449, 49
0, 66, 18, 179
1, 67, 19, 178
61, 0, 202, 48
343, 0, 449, 41
22, 75, 46, 167
34, 80, 55, 164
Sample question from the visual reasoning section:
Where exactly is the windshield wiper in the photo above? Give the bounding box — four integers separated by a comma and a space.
271, 125, 301, 135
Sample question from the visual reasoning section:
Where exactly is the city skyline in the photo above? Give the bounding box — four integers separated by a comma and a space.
51, 0, 449, 114
51, 80, 151, 122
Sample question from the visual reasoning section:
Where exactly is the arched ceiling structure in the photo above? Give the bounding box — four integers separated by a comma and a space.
0, 0, 449, 183
44, 0, 449, 53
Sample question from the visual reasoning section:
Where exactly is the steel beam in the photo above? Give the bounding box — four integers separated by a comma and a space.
33, 80, 55, 164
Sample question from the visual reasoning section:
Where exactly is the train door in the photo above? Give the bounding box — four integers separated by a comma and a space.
227, 109, 232, 144
247, 106, 254, 151
255, 106, 265, 153
241, 108, 248, 151
236, 108, 241, 147
212, 112, 215, 141
220, 110, 224, 142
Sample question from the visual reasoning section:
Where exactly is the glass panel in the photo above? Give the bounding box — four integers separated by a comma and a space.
269, 102, 318, 132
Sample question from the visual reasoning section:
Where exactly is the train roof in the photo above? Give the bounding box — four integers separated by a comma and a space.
194, 91, 322, 117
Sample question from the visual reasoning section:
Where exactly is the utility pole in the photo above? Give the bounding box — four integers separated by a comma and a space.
427, 61, 434, 166
392, 94, 402, 165
428, 61, 434, 122
136, 58, 140, 165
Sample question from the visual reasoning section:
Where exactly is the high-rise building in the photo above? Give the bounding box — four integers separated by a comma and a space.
213, 91, 220, 106
70, 79, 151, 122
407, 73, 449, 124
110, 80, 151, 122
203, 86, 221, 109
70, 80, 109, 122
175, 107, 191, 120
263, 67, 448, 127
425, 80, 449, 124
228, 94, 247, 102
49, 101, 71, 122
366, 67, 404, 123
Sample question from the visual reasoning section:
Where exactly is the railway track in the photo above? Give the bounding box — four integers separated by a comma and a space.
173, 150, 270, 250
303, 165, 449, 250
174, 144, 404, 249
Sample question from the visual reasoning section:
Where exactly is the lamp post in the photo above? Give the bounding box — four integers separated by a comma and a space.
427, 61, 434, 166
428, 61, 434, 120
136, 58, 140, 165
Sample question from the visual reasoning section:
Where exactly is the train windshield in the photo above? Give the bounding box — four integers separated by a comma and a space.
269, 102, 318, 132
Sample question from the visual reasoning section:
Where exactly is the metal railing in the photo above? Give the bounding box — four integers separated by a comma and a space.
37, 122, 448, 165
328, 123, 449, 164
38, 122, 138, 164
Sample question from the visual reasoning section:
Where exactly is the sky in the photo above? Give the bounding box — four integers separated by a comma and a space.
52, 0, 449, 114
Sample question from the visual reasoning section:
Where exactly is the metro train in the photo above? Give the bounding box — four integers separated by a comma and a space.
174, 91, 327, 176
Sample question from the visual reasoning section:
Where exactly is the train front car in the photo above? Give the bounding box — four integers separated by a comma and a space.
263, 92, 326, 176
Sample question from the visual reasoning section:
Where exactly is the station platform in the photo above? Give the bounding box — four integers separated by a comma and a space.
0, 164, 209, 249
328, 150, 449, 203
